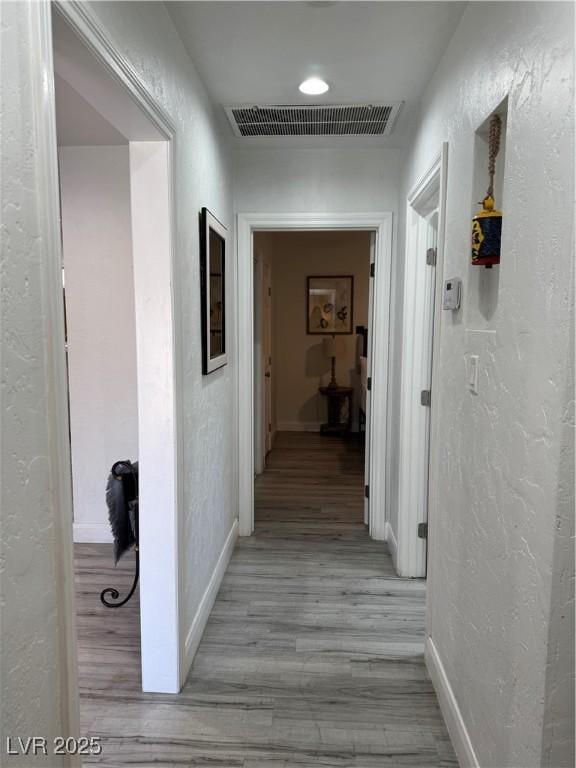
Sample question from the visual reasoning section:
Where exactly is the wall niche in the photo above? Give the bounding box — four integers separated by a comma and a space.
469, 97, 508, 325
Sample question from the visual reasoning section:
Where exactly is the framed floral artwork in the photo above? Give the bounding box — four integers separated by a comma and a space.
200, 207, 227, 374
307, 275, 354, 334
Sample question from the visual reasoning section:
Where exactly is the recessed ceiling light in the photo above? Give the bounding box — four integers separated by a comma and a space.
299, 77, 330, 96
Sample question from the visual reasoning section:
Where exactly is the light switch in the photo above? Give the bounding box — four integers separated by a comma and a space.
468, 355, 479, 394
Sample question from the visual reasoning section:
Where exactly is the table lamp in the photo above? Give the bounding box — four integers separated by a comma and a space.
323, 335, 344, 389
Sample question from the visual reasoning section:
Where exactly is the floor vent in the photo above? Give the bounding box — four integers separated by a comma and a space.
224, 103, 403, 137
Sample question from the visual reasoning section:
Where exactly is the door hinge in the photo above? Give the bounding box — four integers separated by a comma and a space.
426, 248, 437, 266
367, 376, 372, 391
370, 263, 375, 278
364, 484, 370, 499
268, 286, 272, 296
420, 389, 431, 406
418, 522, 428, 539
268, 422, 272, 432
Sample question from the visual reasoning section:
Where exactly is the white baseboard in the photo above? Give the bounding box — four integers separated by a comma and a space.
385, 521, 399, 570
73, 522, 113, 543
277, 421, 322, 432
181, 519, 238, 684
425, 636, 480, 768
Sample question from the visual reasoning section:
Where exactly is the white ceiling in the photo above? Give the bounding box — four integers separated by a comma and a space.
167, 1, 466, 147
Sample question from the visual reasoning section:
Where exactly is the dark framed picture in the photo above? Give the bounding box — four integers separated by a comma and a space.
307, 275, 354, 334
200, 207, 227, 374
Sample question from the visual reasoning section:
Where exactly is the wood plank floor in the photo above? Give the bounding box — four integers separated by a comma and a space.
75, 432, 456, 767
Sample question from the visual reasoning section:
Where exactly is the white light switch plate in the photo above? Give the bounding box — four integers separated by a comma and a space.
468, 355, 479, 394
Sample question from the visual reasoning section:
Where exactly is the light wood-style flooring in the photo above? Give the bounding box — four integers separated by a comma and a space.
75, 432, 456, 766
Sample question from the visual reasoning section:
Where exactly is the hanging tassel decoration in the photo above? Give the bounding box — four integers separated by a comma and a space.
472, 114, 502, 268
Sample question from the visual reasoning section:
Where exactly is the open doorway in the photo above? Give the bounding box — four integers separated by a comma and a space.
51, 5, 181, 696
238, 213, 392, 540
253, 231, 372, 530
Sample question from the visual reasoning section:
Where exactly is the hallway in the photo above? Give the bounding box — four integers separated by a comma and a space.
76, 433, 456, 766
5, 2, 573, 765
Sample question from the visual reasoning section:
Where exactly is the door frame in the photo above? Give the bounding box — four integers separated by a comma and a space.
395, 145, 448, 577
237, 212, 393, 539
364, 232, 377, 525
262, 259, 274, 458
253, 248, 274, 476
48, 1, 183, 694
253, 253, 265, 475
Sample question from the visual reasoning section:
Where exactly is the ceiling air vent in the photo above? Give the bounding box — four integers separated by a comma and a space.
224, 103, 403, 138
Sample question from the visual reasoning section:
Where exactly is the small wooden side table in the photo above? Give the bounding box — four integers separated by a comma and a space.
318, 385, 353, 436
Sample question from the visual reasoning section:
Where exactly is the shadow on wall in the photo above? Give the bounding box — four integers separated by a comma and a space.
298, 394, 323, 426
466, 261, 500, 324
299, 344, 328, 424
478, 266, 500, 322
304, 341, 358, 388
305, 341, 331, 379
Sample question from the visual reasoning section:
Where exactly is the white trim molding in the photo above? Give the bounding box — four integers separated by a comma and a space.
31, 0, 81, 751
183, 521, 239, 681
53, 1, 175, 137
237, 212, 393, 540
426, 637, 480, 768
395, 146, 448, 577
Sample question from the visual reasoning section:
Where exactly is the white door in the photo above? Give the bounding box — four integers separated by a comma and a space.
263, 261, 273, 458
364, 232, 376, 525
420, 211, 438, 572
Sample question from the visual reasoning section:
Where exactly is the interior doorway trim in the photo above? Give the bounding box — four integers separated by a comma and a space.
395, 145, 448, 578
49, 1, 183, 694
237, 212, 393, 540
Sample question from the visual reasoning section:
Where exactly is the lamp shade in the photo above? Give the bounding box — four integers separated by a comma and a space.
323, 335, 344, 358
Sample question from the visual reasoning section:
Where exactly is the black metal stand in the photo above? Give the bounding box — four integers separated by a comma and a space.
100, 546, 139, 608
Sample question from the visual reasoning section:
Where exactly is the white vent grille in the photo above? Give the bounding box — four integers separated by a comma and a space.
224, 103, 403, 137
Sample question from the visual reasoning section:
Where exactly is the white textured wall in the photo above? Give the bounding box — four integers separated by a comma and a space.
396, 3, 574, 766
1, 3, 78, 763
59, 146, 138, 543
82, 0, 237, 669
235, 147, 401, 214
256, 231, 370, 431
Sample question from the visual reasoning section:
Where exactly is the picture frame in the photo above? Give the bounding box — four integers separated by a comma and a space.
200, 207, 227, 374
307, 275, 354, 334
